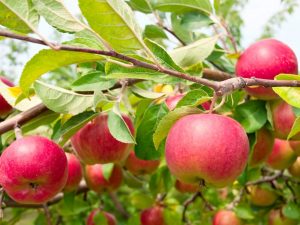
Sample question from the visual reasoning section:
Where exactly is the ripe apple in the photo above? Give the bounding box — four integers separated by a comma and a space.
0, 76, 14, 116
165, 93, 211, 111
85, 164, 123, 193
64, 153, 83, 192
268, 209, 298, 225
175, 179, 199, 193
86, 209, 116, 225
289, 141, 300, 156
266, 139, 297, 170
248, 185, 277, 206
124, 151, 160, 176
166, 114, 249, 188
140, 206, 165, 225
71, 114, 134, 164
249, 127, 274, 167
213, 210, 241, 225
0, 136, 68, 204
288, 157, 300, 178
236, 39, 298, 100
270, 101, 300, 140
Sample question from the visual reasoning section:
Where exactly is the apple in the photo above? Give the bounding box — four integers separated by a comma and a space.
86, 209, 116, 225
0, 136, 68, 204
124, 151, 160, 176
64, 153, 83, 192
249, 128, 274, 167
85, 164, 123, 193
267, 139, 297, 170
289, 141, 300, 156
175, 179, 199, 193
248, 185, 277, 206
288, 157, 300, 178
236, 39, 298, 100
165, 93, 211, 111
268, 209, 298, 225
213, 210, 241, 225
0, 76, 14, 116
270, 101, 300, 140
140, 206, 165, 225
71, 114, 134, 164
166, 114, 249, 187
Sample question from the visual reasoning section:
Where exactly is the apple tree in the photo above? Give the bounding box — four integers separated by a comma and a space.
0, 0, 300, 225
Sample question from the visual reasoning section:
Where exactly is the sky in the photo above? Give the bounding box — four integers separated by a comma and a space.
2, 0, 300, 78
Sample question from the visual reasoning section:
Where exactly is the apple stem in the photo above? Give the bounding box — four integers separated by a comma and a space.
43, 203, 52, 225
14, 124, 23, 140
0, 187, 4, 220
209, 92, 218, 114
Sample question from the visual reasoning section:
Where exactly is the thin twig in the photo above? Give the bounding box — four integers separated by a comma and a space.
182, 192, 201, 223
43, 203, 52, 225
109, 192, 129, 219
246, 171, 283, 186
227, 188, 245, 210
14, 124, 23, 140
198, 192, 215, 211
0, 188, 4, 220
209, 92, 218, 113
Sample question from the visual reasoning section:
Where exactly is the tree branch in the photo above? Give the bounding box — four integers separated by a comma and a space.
108, 192, 129, 219
182, 192, 201, 223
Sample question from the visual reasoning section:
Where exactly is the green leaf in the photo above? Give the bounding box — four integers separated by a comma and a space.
234, 204, 255, 220
135, 103, 168, 160
31, 0, 84, 33
131, 86, 166, 99
164, 208, 181, 225
107, 107, 135, 144
149, 166, 173, 195
130, 191, 154, 209
128, 0, 152, 13
71, 72, 116, 92
34, 81, 94, 115
283, 202, 300, 220
179, 12, 213, 30
0, 0, 39, 33
154, 0, 213, 14
176, 89, 211, 108
170, 36, 218, 67
234, 100, 267, 133
56, 111, 98, 146
144, 25, 168, 39
288, 117, 300, 139
273, 74, 300, 108
153, 106, 202, 149
79, 0, 144, 52
102, 163, 114, 181
20, 49, 103, 94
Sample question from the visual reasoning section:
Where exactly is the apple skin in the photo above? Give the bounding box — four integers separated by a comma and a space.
140, 206, 165, 225
84, 164, 123, 193
165, 94, 211, 111
288, 157, 300, 178
213, 210, 241, 225
0, 76, 14, 116
266, 139, 297, 170
0, 136, 68, 204
236, 39, 298, 100
268, 209, 298, 225
63, 153, 83, 192
71, 114, 134, 164
249, 128, 274, 167
289, 141, 300, 156
270, 101, 300, 140
175, 180, 199, 193
166, 114, 249, 188
86, 209, 116, 225
124, 151, 160, 176
248, 185, 277, 206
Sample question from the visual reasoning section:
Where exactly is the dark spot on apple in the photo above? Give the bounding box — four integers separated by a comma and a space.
29, 183, 38, 190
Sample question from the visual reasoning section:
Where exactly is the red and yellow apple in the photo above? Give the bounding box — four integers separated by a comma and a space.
71, 114, 134, 164
289, 141, 300, 156
86, 209, 116, 225
140, 206, 165, 225
165, 93, 211, 111
213, 210, 241, 225
166, 114, 249, 188
175, 179, 199, 193
64, 153, 83, 192
268, 209, 298, 225
288, 157, 300, 178
236, 39, 298, 100
0, 76, 14, 116
248, 185, 277, 206
0, 136, 68, 204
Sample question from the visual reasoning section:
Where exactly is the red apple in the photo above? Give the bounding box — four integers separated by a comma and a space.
0, 136, 68, 204
270, 101, 300, 140
248, 185, 277, 206
236, 39, 298, 100
71, 114, 134, 164
289, 141, 300, 156
267, 139, 297, 170
86, 209, 116, 225
85, 164, 123, 193
124, 151, 160, 176
175, 179, 199, 193
213, 210, 241, 225
64, 153, 83, 192
0, 76, 14, 116
249, 128, 274, 167
166, 114, 249, 187
165, 93, 211, 111
268, 209, 298, 225
288, 157, 300, 178
140, 206, 165, 225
